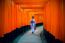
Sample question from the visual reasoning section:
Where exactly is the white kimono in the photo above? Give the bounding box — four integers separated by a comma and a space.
30, 19, 36, 32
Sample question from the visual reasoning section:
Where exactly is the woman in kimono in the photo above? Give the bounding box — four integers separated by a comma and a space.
30, 16, 36, 33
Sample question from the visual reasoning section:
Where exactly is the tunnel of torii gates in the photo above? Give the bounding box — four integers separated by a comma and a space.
0, 0, 65, 43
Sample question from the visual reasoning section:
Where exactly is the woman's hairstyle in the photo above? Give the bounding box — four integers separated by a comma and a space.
32, 16, 34, 19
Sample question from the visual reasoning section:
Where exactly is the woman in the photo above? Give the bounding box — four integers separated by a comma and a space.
30, 16, 36, 33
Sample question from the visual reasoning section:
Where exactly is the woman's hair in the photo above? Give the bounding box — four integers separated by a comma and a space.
32, 16, 34, 19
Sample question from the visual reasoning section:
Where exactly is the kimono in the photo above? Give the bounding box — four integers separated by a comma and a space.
30, 19, 36, 33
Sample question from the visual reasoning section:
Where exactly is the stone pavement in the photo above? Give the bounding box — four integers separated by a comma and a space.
13, 26, 47, 43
